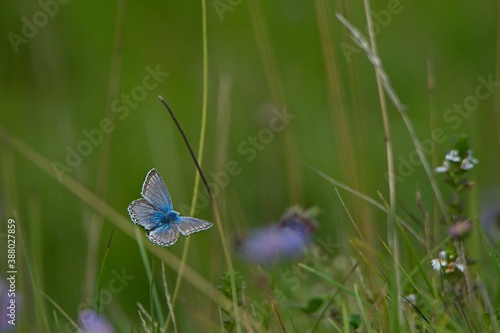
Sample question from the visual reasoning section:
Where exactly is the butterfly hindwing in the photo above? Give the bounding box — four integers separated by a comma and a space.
147, 224, 180, 247
141, 169, 173, 211
176, 216, 213, 236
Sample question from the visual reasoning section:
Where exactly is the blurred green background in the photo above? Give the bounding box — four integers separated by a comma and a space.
1, 0, 499, 331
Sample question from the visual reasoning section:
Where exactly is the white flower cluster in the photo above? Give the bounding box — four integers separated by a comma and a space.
431, 251, 465, 274
435, 149, 478, 173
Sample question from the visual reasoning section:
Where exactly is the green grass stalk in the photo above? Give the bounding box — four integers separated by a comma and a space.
359, 1, 401, 328
354, 284, 373, 333
166, 2, 242, 331
135, 230, 164, 327
167, 0, 211, 327
96, 230, 114, 314
20, 227, 51, 331
39, 291, 78, 331
82, 0, 126, 300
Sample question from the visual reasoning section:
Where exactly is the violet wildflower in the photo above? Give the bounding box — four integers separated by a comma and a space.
79, 310, 115, 333
447, 219, 472, 238
236, 207, 317, 265
480, 204, 500, 242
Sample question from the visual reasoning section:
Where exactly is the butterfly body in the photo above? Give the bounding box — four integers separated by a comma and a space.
128, 168, 212, 247
152, 210, 180, 225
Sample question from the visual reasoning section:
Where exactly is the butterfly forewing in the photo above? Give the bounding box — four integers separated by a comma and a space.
147, 224, 180, 247
176, 217, 213, 236
128, 198, 161, 230
141, 169, 173, 211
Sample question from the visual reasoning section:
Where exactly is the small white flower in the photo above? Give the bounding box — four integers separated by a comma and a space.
455, 257, 466, 272
461, 158, 474, 170
435, 161, 450, 173
467, 149, 478, 162
460, 150, 478, 170
431, 251, 447, 271
431, 259, 442, 271
405, 293, 417, 305
445, 149, 461, 162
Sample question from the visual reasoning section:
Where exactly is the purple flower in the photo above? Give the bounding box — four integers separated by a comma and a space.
447, 219, 472, 238
481, 204, 500, 242
79, 310, 115, 333
236, 207, 317, 265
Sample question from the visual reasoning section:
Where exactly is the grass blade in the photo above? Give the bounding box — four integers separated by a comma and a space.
96, 229, 114, 313
354, 284, 373, 333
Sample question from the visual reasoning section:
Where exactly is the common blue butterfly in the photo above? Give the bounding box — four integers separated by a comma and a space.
128, 168, 212, 247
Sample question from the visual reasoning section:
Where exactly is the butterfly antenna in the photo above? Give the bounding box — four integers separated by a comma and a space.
158, 96, 213, 200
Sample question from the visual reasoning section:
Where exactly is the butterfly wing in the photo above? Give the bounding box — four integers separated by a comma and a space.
147, 224, 180, 247
141, 169, 173, 211
128, 198, 163, 230
176, 216, 213, 236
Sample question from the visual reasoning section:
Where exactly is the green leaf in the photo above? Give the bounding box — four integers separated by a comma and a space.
301, 297, 324, 314
349, 314, 362, 329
